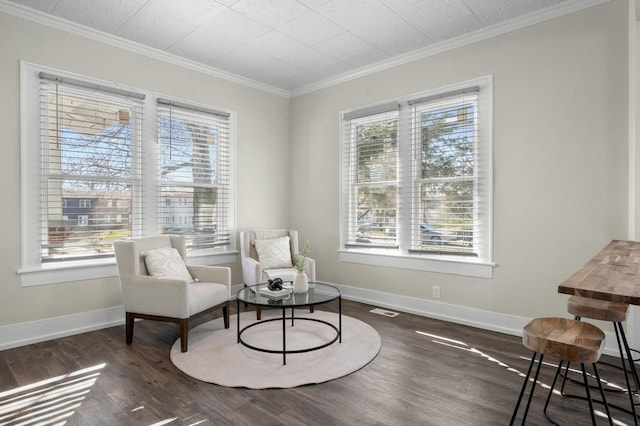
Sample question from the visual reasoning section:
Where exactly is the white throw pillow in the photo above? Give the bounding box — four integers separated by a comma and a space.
255, 236, 293, 270
144, 247, 193, 282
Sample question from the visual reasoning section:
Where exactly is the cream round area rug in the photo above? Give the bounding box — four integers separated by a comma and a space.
170, 310, 381, 389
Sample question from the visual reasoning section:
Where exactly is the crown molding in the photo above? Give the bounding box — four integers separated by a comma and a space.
290, 0, 610, 97
0, 0, 290, 98
0, 0, 609, 99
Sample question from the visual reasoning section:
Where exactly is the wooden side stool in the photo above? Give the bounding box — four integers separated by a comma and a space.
510, 317, 612, 425
564, 296, 639, 420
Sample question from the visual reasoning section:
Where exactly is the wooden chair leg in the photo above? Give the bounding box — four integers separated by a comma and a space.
179, 318, 189, 352
310, 306, 314, 313
125, 312, 134, 345
256, 306, 262, 320
223, 301, 230, 329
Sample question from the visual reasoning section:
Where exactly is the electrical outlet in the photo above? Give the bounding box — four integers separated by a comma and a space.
432, 285, 441, 299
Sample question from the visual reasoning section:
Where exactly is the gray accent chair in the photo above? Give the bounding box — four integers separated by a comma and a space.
113, 235, 230, 352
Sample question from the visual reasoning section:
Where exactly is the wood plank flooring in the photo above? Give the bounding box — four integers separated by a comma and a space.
1, 299, 638, 425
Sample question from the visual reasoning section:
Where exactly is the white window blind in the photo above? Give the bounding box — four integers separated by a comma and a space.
342, 106, 399, 248
408, 87, 480, 255
157, 99, 232, 251
38, 74, 144, 262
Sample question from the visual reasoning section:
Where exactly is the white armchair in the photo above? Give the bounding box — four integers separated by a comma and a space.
240, 230, 316, 319
240, 229, 315, 286
113, 235, 230, 352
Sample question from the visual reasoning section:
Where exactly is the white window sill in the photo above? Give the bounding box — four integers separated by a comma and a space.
338, 249, 494, 278
18, 251, 238, 287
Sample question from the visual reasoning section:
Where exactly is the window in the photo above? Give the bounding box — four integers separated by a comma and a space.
340, 77, 493, 277
36, 72, 143, 263
157, 99, 231, 250
20, 62, 236, 285
343, 106, 399, 248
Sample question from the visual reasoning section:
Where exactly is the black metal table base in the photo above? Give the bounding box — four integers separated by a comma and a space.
236, 297, 342, 365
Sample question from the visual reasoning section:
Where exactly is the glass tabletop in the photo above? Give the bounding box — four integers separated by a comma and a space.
236, 282, 340, 308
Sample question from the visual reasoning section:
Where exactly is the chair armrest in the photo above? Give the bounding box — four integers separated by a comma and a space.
303, 257, 316, 282
120, 275, 190, 318
188, 265, 231, 294
241, 256, 262, 286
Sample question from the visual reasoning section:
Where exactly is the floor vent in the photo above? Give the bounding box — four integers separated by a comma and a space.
370, 308, 399, 317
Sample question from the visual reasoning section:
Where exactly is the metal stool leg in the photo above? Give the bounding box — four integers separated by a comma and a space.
510, 352, 544, 426
543, 359, 565, 424
510, 354, 535, 425
618, 321, 640, 394
592, 362, 613, 426
560, 360, 572, 396
614, 322, 639, 423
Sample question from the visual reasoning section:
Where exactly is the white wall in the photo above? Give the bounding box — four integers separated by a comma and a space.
290, 0, 630, 320
0, 12, 290, 327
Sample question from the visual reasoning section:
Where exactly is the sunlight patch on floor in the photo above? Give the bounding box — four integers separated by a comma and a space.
0, 363, 105, 425
151, 419, 209, 426
369, 308, 399, 317
149, 417, 178, 425
146, 413, 209, 425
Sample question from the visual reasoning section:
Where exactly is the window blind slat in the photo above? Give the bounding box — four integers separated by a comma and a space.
39, 72, 146, 100
343, 102, 401, 121
157, 98, 230, 118
407, 86, 479, 106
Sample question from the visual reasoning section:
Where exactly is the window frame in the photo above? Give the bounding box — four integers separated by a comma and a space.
344, 108, 400, 249
156, 98, 233, 253
339, 76, 494, 278
19, 62, 237, 286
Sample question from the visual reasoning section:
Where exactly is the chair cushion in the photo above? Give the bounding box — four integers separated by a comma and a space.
189, 281, 228, 315
144, 247, 193, 282
255, 236, 293, 269
263, 268, 299, 283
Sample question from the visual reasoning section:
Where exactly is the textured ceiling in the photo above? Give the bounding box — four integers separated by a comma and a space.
5, 0, 597, 94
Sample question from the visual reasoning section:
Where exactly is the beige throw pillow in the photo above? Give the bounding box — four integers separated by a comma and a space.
255, 236, 293, 270
144, 247, 193, 282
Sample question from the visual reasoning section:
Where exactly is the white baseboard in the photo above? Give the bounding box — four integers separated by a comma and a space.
332, 282, 529, 336
311, 282, 622, 358
0, 305, 125, 351
1, 283, 621, 357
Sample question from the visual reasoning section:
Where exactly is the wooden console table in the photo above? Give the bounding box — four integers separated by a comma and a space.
558, 240, 640, 305
558, 240, 640, 424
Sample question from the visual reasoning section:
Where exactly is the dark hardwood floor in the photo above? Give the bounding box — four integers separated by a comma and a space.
1, 299, 637, 425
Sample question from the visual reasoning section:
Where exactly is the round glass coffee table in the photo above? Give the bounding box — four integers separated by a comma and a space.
236, 282, 341, 365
